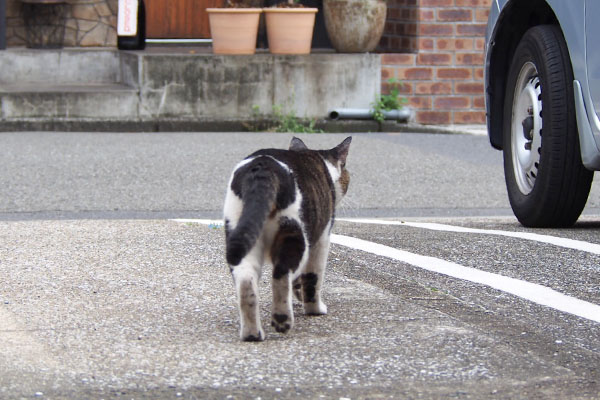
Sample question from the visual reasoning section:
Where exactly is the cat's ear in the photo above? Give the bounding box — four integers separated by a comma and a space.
333, 136, 352, 166
289, 137, 308, 151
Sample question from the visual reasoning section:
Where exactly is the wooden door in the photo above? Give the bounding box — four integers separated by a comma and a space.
145, 0, 224, 39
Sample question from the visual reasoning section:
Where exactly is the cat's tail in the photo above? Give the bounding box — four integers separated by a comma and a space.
226, 157, 279, 266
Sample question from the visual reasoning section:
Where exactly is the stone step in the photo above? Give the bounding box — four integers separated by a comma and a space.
0, 83, 139, 119
0, 49, 125, 85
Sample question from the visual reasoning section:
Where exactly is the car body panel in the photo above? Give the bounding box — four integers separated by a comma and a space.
485, 0, 600, 170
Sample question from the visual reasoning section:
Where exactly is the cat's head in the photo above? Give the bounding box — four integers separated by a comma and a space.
290, 136, 352, 204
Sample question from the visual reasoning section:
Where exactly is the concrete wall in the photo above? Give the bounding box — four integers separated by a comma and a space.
133, 53, 380, 120
0, 49, 380, 123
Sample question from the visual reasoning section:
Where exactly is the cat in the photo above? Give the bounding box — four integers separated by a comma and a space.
223, 136, 352, 341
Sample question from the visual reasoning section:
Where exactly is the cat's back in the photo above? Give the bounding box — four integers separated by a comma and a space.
250, 147, 335, 244
249, 148, 333, 193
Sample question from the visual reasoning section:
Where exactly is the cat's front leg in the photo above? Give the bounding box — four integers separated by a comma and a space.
232, 260, 264, 341
302, 231, 330, 316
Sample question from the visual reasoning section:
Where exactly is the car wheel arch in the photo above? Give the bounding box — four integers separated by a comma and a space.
487, 0, 559, 150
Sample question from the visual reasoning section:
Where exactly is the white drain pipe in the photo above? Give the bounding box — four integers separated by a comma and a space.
328, 108, 412, 121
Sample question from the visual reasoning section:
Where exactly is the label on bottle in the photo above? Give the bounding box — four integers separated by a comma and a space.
118, 0, 138, 36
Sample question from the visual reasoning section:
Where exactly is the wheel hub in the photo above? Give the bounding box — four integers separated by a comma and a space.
511, 62, 542, 195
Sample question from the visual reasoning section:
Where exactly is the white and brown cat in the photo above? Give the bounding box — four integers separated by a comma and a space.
223, 136, 352, 341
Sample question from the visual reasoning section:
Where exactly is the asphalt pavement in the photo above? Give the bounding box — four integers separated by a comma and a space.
1, 131, 599, 399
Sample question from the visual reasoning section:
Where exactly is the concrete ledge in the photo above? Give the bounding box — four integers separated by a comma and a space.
134, 52, 381, 120
0, 48, 381, 126
0, 117, 463, 133
0, 48, 123, 84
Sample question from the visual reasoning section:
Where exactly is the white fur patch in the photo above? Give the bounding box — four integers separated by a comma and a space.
323, 159, 340, 182
323, 159, 344, 205
223, 158, 256, 229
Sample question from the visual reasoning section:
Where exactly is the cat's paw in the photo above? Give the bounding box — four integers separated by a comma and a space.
304, 301, 327, 316
271, 313, 293, 334
240, 327, 265, 342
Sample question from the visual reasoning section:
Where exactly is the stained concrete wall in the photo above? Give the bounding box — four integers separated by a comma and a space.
0, 49, 381, 124
130, 53, 380, 120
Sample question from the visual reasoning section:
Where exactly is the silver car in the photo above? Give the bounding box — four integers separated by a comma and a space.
485, 0, 599, 227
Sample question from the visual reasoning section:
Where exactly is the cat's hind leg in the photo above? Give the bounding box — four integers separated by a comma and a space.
271, 217, 306, 334
301, 229, 330, 316
231, 251, 264, 342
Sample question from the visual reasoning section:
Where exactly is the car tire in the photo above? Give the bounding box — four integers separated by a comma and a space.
502, 25, 593, 227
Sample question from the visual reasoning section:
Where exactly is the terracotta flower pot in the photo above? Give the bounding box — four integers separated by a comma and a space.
323, 0, 386, 53
264, 8, 318, 55
207, 8, 263, 55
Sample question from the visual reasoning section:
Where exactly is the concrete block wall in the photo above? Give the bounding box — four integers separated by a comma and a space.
380, 0, 491, 125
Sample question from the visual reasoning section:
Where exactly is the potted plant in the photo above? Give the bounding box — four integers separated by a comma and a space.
263, 0, 318, 54
207, 1, 263, 54
323, 0, 386, 53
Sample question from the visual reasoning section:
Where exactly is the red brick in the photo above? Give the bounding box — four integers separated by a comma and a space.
395, 0, 418, 5
384, 22, 395, 35
455, 0, 492, 6
453, 111, 487, 124
474, 67, 484, 80
379, 37, 390, 49
456, 52, 484, 65
417, 52, 452, 65
381, 67, 396, 80
475, 38, 485, 50
456, 24, 487, 36
419, 24, 454, 36
402, 37, 419, 52
437, 9, 473, 22
381, 53, 416, 66
381, 82, 403, 96
416, 82, 453, 95
417, 111, 451, 124
396, 82, 413, 95
420, 0, 453, 6
437, 67, 472, 80
418, 38, 435, 50
388, 8, 401, 20
396, 67, 434, 80
381, 82, 413, 96
419, 9, 435, 21
434, 96, 471, 109
473, 96, 486, 109
475, 8, 490, 22
404, 23, 418, 35
407, 96, 432, 109
437, 38, 474, 51
455, 82, 485, 94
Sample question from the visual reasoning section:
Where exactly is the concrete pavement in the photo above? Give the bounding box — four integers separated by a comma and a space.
2, 219, 598, 399
1, 131, 599, 398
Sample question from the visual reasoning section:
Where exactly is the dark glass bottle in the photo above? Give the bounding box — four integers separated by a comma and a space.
117, 0, 146, 50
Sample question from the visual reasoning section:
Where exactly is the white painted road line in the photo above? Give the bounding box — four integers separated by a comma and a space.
331, 234, 600, 324
173, 218, 223, 226
339, 218, 600, 256
174, 218, 600, 324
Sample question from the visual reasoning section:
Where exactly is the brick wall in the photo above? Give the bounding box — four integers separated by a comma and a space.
380, 0, 491, 125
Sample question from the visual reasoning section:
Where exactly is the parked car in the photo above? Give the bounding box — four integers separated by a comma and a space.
485, 0, 599, 227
